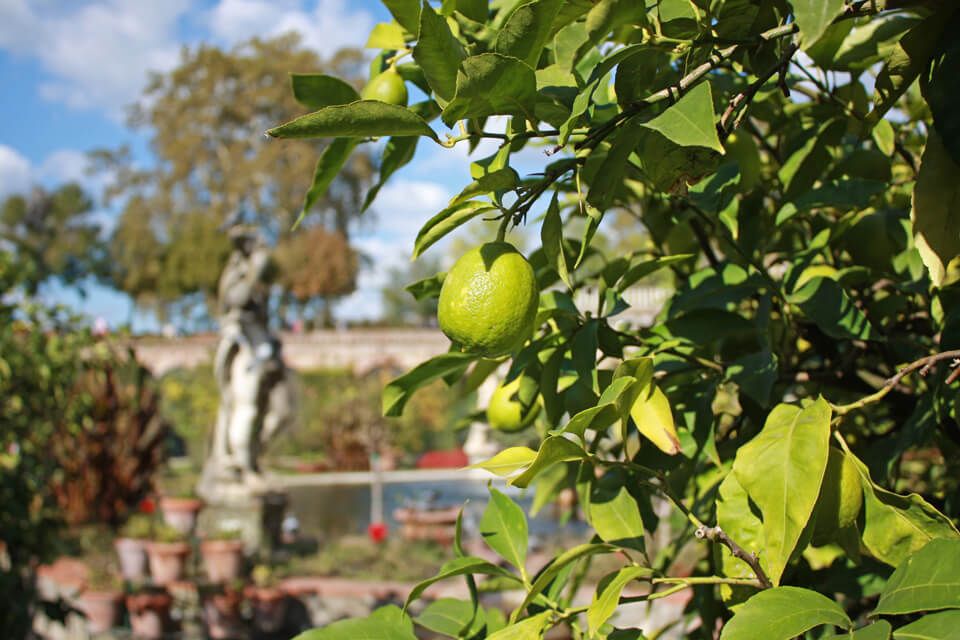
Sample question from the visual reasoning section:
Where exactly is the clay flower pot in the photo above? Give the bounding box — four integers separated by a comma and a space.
159, 496, 204, 536
126, 590, 173, 640
200, 538, 245, 583
114, 537, 148, 581
145, 541, 191, 585
201, 587, 244, 640
76, 589, 122, 634
246, 584, 288, 633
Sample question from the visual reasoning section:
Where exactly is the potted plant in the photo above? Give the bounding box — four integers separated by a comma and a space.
199, 527, 245, 583
200, 580, 245, 640
144, 523, 191, 586
76, 564, 123, 634
158, 486, 204, 537
126, 585, 174, 640
246, 564, 287, 634
115, 514, 152, 581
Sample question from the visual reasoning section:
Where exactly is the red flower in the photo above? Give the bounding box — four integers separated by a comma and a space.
367, 521, 388, 544
139, 497, 155, 514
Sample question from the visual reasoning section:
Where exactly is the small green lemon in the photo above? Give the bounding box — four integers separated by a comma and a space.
487, 376, 540, 432
811, 447, 864, 546
361, 67, 408, 106
438, 242, 539, 357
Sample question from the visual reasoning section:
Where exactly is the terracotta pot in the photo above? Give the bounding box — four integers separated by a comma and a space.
76, 589, 122, 634
202, 588, 244, 640
200, 539, 245, 583
159, 496, 204, 536
145, 541, 191, 585
115, 537, 148, 581
246, 585, 288, 633
126, 591, 173, 640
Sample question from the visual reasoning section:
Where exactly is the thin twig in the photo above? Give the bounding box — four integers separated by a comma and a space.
833, 349, 960, 416
696, 525, 772, 589
719, 43, 798, 140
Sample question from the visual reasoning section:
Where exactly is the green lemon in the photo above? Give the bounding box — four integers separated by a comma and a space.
811, 447, 864, 546
438, 242, 539, 357
487, 376, 541, 432
361, 67, 408, 106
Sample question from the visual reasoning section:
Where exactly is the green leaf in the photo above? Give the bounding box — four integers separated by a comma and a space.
413, 2, 465, 102
719, 586, 851, 640
726, 350, 778, 407
294, 606, 417, 640
911, 129, 960, 287
839, 621, 892, 640
847, 452, 960, 568
875, 538, 960, 615
405, 556, 521, 606
290, 74, 360, 110
366, 22, 408, 49
468, 446, 537, 476
415, 598, 475, 637
455, 0, 488, 22
788, 276, 876, 341
868, 14, 946, 124
295, 138, 357, 228
488, 611, 551, 640
589, 478, 645, 550
616, 254, 694, 292
588, 120, 647, 211
442, 54, 538, 127
383, 352, 477, 416
716, 473, 768, 594
268, 101, 438, 141
412, 200, 497, 259
383, 0, 421, 33
732, 399, 833, 585
588, 566, 653, 637
515, 543, 615, 618
640, 82, 724, 153
923, 15, 960, 163
790, 0, 845, 50
363, 135, 419, 212
510, 435, 588, 488
480, 487, 528, 573
541, 193, 571, 288
450, 168, 519, 206
405, 272, 445, 302
892, 610, 960, 640
873, 118, 896, 156
562, 377, 636, 438
584, 0, 647, 50
495, 0, 563, 67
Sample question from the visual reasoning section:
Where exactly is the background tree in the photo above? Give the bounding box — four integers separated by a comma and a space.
0, 183, 106, 295
271, 1, 960, 638
380, 254, 443, 326
94, 34, 374, 323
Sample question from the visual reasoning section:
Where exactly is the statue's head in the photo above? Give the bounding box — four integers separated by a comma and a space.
228, 224, 260, 254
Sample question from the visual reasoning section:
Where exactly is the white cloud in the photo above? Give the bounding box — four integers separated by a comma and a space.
0, 145, 32, 199
0, 1, 189, 115
208, 0, 374, 57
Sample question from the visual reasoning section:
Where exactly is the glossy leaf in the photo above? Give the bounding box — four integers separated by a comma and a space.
640, 82, 724, 153
616, 254, 694, 292
510, 435, 587, 488
848, 452, 960, 568
295, 138, 357, 228
442, 54, 537, 126
294, 605, 417, 640
383, 0, 420, 33
413, 2, 465, 102
488, 611, 551, 640
414, 598, 474, 637
268, 101, 438, 140
875, 538, 960, 615
406, 556, 521, 605
733, 399, 832, 585
788, 276, 876, 341
515, 543, 614, 616
716, 473, 768, 591
892, 610, 960, 640
382, 352, 477, 416
366, 22, 408, 49
480, 487, 528, 573
869, 14, 946, 123
589, 479, 645, 549
469, 446, 537, 476
911, 130, 960, 287
923, 15, 960, 163
726, 350, 778, 407
495, 0, 562, 67
790, 0, 845, 50
719, 586, 851, 640
290, 74, 359, 110
541, 193, 571, 288
405, 272, 445, 302
412, 200, 497, 259
450, 167, 519, 206
588, 566, 653, 636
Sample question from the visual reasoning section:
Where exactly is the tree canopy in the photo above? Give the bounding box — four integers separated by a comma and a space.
271, 0, 960, 638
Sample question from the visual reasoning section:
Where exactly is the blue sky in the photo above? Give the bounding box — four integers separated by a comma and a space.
0, 0, 544, 329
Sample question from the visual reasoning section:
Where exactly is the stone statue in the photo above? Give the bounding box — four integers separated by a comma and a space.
199, 226, 296, 499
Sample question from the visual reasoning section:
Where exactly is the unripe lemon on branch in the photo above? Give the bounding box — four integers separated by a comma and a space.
438, 242, 538, 357
487, 376, 541, 432
361, 67, 408, 106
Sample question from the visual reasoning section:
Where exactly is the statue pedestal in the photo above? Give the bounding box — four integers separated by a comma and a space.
197, 485, 288, 555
